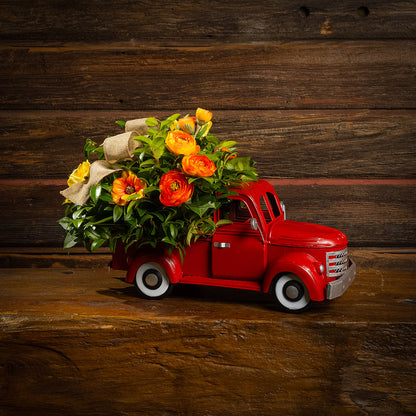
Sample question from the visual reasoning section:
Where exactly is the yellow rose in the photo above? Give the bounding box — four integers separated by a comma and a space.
67, 161, 91, 187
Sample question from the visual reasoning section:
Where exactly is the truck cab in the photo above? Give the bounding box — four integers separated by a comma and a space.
112, 180, 356, 312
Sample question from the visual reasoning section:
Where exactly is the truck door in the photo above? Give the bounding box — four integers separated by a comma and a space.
211, 198, 266, 280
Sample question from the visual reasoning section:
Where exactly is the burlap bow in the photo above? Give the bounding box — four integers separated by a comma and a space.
60, 118, 151, 205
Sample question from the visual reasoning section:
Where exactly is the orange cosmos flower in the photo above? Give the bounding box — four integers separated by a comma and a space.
159, 170, 194, 207
178, 116, 196, 134
165, 130, 200, 156
196, 108, 212, 124
111, 171, 147, 206
182, 155, 216, 177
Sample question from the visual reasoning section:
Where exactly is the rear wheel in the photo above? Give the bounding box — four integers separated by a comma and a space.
134, 262, 172, 299
272, 273, 311, 313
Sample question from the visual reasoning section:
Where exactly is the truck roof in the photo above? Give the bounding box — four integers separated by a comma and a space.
229, 179, 275, 200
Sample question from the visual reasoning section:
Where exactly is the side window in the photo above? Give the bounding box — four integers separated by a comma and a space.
267, 192, 280, 218
218, 199, 251, 223
259, 196, 272, 223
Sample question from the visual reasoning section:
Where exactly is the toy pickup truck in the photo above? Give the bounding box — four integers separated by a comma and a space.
111, 180, 356, 312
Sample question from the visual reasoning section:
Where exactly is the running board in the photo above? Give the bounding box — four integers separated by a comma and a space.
178, 275, 262, 292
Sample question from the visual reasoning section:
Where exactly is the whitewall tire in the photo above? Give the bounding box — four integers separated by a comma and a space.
273, 273, 311, 312
134, 262, 172, 299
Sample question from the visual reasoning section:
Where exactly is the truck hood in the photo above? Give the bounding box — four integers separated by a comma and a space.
268, 220, 348, 249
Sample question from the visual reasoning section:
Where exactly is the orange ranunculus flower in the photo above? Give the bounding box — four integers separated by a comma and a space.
182, 155, 216, 177
196, 108, 212, 124
165, 130, 200, 156
178, 116, 196, 134
68, 160, 90, 187
159, 170, 194, 207
111, 171, 147, 206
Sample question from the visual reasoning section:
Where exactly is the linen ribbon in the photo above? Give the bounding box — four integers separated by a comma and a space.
60, 118, 151, 206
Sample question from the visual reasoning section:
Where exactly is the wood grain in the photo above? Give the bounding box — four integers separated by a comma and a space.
1, 246, 415, 270
1, 41, 415, 110
0, 255, 415, 415
1, 0, 415, 46
0, 183, 414, 247
1, 109, 415, 179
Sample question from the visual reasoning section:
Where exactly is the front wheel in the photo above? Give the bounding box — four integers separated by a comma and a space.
134, 262, 172, 300
272, 273, 311, 313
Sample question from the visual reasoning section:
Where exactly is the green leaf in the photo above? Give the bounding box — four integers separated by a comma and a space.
152, 135, 166, 160
63, 232, 78, 249
186, 225, 194, 246
139, 213, 153, 224
85, 228, 101, 240
89, 216, 113, 226
72, 218, 84, 229
135, 135, 153, 146
99, 192, 114, 203
186, 200, 218, 217
140, 159, 156, 168
116, 120, 126, 128
240, 170, 258, 181
161, 236, 176, 246
113, 205, 124, 222
108, 237, 118, 253
83, 138, 98, 160
153, 211, 165, 222
146, 117, 159, 127
217, 140, 237, 150
169, 223, 178, 239
160, 113, 180, 130
90, 184, 102, 203
126, 199, 139, 217
196, 122, 212, 139
188, 176, 215, 185
57, 217, 71, 231
90, 238, 106, 251
72, 207, 86, 220
215, 219, 233, 227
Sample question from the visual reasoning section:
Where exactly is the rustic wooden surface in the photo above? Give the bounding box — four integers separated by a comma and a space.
2, 41, 415, 110
1, 2, 415, 415
1, 0, 415, 44
0, 249, 415, 416
1, 109, 416, 180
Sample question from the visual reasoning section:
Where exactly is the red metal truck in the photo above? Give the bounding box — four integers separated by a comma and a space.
112, 180, 356, 312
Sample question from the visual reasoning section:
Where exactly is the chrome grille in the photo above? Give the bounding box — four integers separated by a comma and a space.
326, 248, 348, 278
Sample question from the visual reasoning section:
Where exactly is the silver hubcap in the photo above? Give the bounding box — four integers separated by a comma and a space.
145, 273, 159, 287
285, 285, 300, 300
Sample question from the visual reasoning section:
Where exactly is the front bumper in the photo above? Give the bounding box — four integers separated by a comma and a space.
326, 259, 356, 300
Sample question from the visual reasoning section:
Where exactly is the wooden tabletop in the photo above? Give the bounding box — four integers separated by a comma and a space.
1, 248, 415, 415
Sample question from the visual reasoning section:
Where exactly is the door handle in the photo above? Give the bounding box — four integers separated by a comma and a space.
213, 242, 230, 249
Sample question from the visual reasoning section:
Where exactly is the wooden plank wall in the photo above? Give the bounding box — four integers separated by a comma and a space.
0, 0, 415, 250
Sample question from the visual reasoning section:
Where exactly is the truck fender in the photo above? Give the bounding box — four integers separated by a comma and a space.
126, 247, 183, 284
262, 252, 325, 301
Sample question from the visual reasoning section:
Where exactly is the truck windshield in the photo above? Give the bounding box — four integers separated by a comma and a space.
259, 193, 281, 223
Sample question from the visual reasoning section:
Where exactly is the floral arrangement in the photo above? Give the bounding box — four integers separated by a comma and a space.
59, 108, 257, 260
